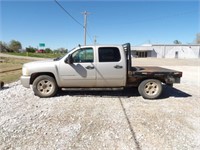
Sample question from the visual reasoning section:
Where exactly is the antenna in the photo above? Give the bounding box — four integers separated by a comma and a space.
94, 35, 98, 45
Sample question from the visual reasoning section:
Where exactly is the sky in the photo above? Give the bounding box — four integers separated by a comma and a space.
0, 0, 199, 50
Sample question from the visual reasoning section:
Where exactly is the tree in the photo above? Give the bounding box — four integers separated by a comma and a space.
45, 48, 52, 53
0, 41, 11, 52
26, 46, 37, 53
173, 40, 182, 44
9, 40, 22, 52
0, 41, 6, 52
55, 48, 68, 54
195, 33, 200, 44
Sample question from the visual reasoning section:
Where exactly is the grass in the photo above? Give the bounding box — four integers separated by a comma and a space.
0, 57, 31, 72
0, 70, 22, 84
0, 57, 33, 83
5, 52, 65, 58
0, 52, 66, 83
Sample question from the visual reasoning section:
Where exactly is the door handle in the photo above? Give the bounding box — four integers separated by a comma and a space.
86, 66, 94, 70
114, 65, 123, 69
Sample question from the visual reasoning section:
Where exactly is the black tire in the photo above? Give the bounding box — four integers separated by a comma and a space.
0, 81, 4, 89
138, 79, 162, 99
32, 75, 58, 98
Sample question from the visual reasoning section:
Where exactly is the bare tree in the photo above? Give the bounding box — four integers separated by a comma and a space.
0, 41, 11, 52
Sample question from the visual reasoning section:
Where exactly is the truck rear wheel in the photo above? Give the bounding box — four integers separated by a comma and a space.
138, 79, 162, 99
33, 75, 58, 98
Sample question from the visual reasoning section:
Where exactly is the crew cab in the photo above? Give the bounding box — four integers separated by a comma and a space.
21, 43, 182, 99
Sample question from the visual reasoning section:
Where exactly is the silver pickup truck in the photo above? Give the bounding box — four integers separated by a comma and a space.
21, 43, 182, 99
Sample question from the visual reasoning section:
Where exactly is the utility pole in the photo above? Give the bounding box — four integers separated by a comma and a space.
94, 36, 98, 45
82, 11, 90, 45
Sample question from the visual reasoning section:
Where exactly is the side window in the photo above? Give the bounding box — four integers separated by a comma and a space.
98, 47, 121, 62
72, 48, 94, 63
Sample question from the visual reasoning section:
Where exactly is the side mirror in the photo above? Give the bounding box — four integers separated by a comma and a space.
65, 54, 73, 64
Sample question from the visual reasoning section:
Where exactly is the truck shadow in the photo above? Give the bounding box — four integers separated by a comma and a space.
58, 87, 140, 98
57, 85, 191, 99
160, 85, 192, 99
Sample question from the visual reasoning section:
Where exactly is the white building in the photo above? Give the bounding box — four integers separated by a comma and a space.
131, 44, 200, 58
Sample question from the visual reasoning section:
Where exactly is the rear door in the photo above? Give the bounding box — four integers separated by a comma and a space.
96, 46, 126, 87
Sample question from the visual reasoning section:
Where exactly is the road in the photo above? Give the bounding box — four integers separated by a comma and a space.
0, 53, 47, 60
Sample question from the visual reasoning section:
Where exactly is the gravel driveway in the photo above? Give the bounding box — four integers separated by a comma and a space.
0, 58, 200, 149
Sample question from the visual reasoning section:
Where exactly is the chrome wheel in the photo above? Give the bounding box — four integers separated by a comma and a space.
138, 79, 162, 99
144, 81, 159, 96
37, 80, 54, 95
33, 75, 58, 98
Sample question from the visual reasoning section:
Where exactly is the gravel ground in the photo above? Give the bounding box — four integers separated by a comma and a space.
0, 58, 200, 149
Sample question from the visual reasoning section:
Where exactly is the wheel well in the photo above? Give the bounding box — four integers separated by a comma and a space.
138, 78, 164, 85
30, 72, 56, 85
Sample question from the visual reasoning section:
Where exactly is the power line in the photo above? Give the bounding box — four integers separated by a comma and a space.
54, 0, 93, 45
54, 0, 83, 28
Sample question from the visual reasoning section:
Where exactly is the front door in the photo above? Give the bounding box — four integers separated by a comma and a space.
59, 47, 96, 87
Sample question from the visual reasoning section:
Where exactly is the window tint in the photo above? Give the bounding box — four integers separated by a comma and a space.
72, 48, 93, 63
98, 47, 121, 62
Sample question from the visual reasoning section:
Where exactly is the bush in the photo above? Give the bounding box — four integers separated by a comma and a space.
26, 47, 37, 53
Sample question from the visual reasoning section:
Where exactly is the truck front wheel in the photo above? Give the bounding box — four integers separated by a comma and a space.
138, 79, 162, 99
32, 75, 58, 98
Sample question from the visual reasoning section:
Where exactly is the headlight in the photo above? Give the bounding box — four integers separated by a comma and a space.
22, 67, 29, 76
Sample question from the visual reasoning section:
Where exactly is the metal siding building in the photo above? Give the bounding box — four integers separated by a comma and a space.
131, 44, 200, 58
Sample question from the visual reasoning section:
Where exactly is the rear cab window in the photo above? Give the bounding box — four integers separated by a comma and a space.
98, 47, 121, 62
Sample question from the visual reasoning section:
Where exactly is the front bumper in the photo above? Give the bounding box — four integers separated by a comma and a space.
20, 76, 31, 88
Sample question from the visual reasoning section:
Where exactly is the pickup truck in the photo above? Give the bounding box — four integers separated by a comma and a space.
21, 43, 182, 99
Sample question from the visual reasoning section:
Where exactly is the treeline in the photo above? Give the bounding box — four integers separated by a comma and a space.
0, 40, 68, 54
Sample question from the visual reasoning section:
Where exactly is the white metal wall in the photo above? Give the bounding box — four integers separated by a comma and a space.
132, 45, 200, 58
152, 45, 200, 58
